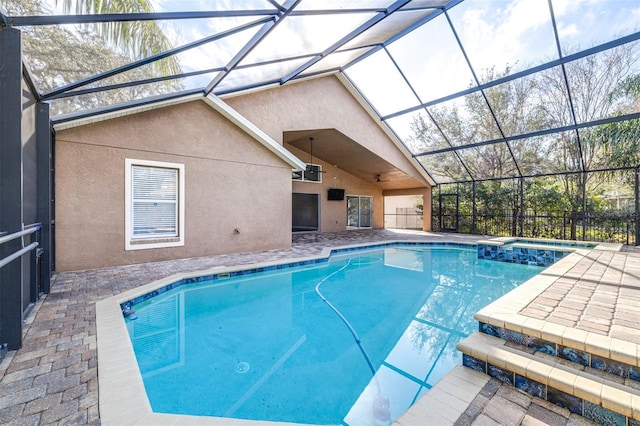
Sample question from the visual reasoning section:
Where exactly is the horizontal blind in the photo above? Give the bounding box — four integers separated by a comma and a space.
132, 165, 178, 237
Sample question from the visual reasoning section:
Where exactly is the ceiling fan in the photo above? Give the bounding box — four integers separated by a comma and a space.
375, 174, 389, 183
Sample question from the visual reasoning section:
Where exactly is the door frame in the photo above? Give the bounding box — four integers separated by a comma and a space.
346, 195, 373, 229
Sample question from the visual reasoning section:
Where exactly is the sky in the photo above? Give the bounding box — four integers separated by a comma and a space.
36, 0, 640, 182
38, 0, 639, 102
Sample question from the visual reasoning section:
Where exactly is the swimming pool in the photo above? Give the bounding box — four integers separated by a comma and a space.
123, 244, 543, 425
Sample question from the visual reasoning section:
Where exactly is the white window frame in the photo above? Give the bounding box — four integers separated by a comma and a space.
125, 159, 185, 251
292, 163, 322, 183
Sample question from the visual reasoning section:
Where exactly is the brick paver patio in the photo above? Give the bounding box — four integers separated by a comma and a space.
0, 230, 637, 425
521, 250, 640, 343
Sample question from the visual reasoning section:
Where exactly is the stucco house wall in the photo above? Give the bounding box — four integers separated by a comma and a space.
225, 75, 427, 186
54, 100, 294, 271
54, 76, 431, 271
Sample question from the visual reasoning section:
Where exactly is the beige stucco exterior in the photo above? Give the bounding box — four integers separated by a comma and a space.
225, 76, 427, 186
54, 101, 293, 271
54, 76, 432, 271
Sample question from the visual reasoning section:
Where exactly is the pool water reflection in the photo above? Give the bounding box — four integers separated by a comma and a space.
126, 246, 543, 425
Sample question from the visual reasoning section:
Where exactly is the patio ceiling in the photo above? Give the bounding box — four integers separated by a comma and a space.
3, 0, 640, 185
284, 129, 427, 190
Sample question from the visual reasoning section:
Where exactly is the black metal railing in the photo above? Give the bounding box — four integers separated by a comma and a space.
0, 224, 40, 269
432, 211, 637, 245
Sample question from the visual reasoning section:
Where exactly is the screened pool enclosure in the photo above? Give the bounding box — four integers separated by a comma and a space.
5, 0, 640, 240
1, 0, 639, 349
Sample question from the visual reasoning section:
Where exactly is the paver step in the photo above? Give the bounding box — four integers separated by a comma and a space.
457, 332, 640, 424
474, 319, 640, 385
472, 249, 640, 385
392, 365, 490, 425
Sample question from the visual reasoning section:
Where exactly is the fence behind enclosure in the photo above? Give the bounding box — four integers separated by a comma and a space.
384, 207, 423, 230
431, 169, 640, 246
433, 210, 636, 245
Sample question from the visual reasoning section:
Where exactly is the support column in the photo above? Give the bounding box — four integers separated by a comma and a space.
422, 187, 432, 232
472, 181, 477, 234
0, 27, 24, 350
582, 172, 587, 241
635, 166, 639, 246
36, 103, 52, 293
519, 177, 524, 237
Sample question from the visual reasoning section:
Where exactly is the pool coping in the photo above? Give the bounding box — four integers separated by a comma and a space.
95, 239, 608, 425
474, 245, 638, 370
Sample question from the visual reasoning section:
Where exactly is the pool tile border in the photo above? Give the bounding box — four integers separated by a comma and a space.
120, 241, 475, 311
476, 237, 618, 267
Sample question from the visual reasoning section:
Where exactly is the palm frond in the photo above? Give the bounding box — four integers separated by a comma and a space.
54, 0, 181, 76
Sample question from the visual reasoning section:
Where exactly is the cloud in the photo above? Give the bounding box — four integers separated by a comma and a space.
452, 0, 557, 74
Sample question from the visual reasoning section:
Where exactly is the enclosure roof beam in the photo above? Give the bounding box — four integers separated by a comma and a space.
437, 165, 640, 186
8, 11, 277, 26
51, 89, 204, 126
384, 45, 474, 182
40, 16, 272, 100
280, 0, 413, 85
204, 0, 301, 96
341, 0, 463, 72
443, 9, 521, 178
381, 30, 640, 122
22, 61, 41, 102
548, 0, 585, 172
413, 111, 640, 158
9, 6, 425, 27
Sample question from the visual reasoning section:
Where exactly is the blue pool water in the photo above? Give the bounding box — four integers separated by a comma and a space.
126, 245, 543, 425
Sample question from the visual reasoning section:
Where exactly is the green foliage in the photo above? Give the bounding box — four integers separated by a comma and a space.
6, 0, 183, 115
54, 0, 180, 76
591, 118, 640, 169
524, 178, 564, 214
422, 43, 640, 240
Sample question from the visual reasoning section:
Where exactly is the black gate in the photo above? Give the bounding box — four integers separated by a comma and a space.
439, 193, 459, 232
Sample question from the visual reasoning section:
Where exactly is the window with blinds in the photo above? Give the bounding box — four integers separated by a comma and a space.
132, 166, 178, 237
125, 159, 185, 250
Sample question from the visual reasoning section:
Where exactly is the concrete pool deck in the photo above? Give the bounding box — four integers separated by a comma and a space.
0, 229, 638, 425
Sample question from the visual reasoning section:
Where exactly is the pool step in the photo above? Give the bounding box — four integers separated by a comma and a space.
457, 332, 640, 424
473, 319, 640, 386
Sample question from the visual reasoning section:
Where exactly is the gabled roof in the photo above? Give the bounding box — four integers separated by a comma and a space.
53, 91, 307, 171
53, 74, 433, 186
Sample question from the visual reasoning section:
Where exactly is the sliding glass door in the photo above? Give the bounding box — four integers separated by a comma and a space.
347, 196, 372, 228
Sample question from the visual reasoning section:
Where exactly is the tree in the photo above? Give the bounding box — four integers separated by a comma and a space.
5, 0, 183, 115
538, 42, 640, 238
53, 0, 180, 75
589, 74, 640, 174
414, 65, 552, 183
418, 39, 640, 240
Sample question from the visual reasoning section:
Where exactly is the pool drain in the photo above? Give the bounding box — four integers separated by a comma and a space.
235, 361, 250, 374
